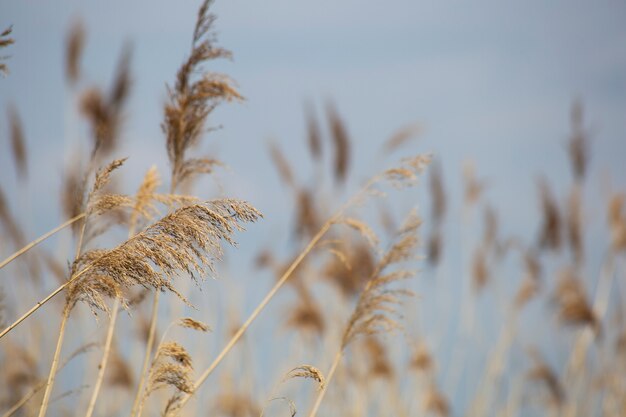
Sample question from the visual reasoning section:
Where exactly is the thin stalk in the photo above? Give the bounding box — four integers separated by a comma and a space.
130, 291, 161, 417
0, 213, 92, 342
83, 299, 120, 417
308, 350, 342, 417
38, 205, 90, 417
84, 220, 138, 417
0, 254, 100, 340
37, 304, 71, 417
169, 178, 377, 416
0, 213, 85, 270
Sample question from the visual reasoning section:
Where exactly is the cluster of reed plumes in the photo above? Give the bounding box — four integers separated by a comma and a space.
1, 2, 625, 417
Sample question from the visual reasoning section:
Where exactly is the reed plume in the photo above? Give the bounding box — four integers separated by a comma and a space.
308, 210, 422, 417
326, 102, 350, 184
567, 100, 590, 183
305, 102, 322, 161
553, 269, 599, 334
0, 26, 14, 76
526, 349, 564, 408
163, 0, 242, 190
65, 20, 85, 85
80, 46, 132, 159
537, 178, 562, 251
7, 105, 27, 180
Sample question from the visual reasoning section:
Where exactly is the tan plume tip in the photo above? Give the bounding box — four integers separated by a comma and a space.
608, 194, 626, 252
165, 0, 241, 190
80, 47, 132, 158
363, 337, 394, 379
463, 161, 487, 206
429, 159, 446, 224
284, 365, 326, 390
537, 178, 562, 251
411, 342, 434, 373
334, 217, 379, 249
305, 102, 322, 160
65, 20, 85, 83
157, 342, 193, 368
342, 210, 421, 348
471, 245, 489, 292
178, 317, 211, 332
381, 155, 432, 189
295, 188, 320, 238
268, 141, 295, 188
526, 349, 564, 406
567, 99, 590, 181
553, 269, 598, 333
423, 384, 450, 417
383, 123, 422, 154
326, 102, 350, 183
8, 105, 28, 179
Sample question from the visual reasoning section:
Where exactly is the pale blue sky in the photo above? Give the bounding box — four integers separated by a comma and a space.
1, 1, 625, 226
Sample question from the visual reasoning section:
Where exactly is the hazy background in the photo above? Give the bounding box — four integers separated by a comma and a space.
1, 0, 626, 414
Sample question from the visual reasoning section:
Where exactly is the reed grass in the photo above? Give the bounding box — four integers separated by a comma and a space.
1, 2, 624, 417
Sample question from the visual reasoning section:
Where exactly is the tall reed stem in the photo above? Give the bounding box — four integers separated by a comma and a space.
0, 213, 85, 270
0, 277, 75, 339
85, 220, 138, 417
37, 304, 70, 417
38, 203, 89, 417
84, 298, 120, 417
130, 290, 160, 417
